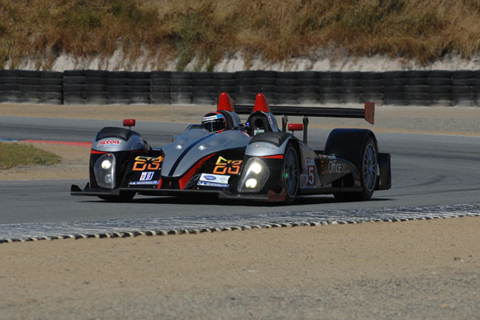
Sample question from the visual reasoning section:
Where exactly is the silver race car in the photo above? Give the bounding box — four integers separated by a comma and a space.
71, 92, 391, 203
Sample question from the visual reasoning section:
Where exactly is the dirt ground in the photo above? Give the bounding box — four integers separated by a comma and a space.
1, 104, 480, 319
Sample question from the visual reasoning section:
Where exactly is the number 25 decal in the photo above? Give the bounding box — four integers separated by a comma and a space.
133, 156, 164, 171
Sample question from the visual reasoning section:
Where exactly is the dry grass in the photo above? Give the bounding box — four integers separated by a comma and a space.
0, 142, 61, 170
1, 0, 480, 70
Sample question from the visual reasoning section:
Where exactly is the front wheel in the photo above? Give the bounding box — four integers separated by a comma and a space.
334, 136, 378, 202
282, 144, 300, 204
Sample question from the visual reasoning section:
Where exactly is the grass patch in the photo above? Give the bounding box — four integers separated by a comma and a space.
1, 0, 480, 69
0, 142, 61, 170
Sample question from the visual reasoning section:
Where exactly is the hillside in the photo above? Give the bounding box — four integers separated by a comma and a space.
1, 0, 480, 71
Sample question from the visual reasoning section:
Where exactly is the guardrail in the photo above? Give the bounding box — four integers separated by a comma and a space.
1, 69, 479, 106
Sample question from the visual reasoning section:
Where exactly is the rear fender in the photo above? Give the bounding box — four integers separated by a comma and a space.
324, 129, 376, 167
324, 129, 392, 191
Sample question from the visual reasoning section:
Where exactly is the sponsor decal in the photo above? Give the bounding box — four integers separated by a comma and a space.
133, 156, 164, 171
97, 139, 121, 147
319, 156, 329, 175
197, 181, 229, 188
199, 173, 230, 184
213, 156, 242, 175
202, 114, 222, 122
140, 172, 154, 181
254, 129, 265, 136
327, 160, 350, 174
267, 114, 274, 126
129, 180, 160, 186
319, 157, 350, 175
305, 158, 316, 186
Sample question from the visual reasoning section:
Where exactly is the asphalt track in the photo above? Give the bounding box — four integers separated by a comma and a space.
1, 116, 480, 240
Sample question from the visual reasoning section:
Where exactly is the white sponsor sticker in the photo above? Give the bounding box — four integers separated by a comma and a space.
202, 114, 220, 121
199, 173, 230, 184
197, 181, 229, 188
129, 180, 159, 186
140, 172, 154, 181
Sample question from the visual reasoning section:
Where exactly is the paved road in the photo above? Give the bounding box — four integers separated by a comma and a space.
0, 115, 177, 144
1, 117, 480, 239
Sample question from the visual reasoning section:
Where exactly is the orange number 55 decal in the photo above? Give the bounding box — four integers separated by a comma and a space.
213, 156, 242, 175
133, 156, 164, 171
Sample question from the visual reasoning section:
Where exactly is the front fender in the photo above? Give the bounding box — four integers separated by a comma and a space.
245, 132, 292, 157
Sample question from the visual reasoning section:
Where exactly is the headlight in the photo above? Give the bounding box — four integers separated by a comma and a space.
238, 158, 270, 193
245, 178, 258, 189
250, 162, 263, 174
101, 159, 112, 169
94, 153, 116, 189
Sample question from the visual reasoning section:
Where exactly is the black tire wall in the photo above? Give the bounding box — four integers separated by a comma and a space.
2, 69, 480, 106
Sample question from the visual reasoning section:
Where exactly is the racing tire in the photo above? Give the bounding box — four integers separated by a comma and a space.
282, 143, 300, 204
334, 136, 378, 202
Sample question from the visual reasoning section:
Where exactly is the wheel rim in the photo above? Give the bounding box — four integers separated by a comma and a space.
283, 147, 299, 198
363, 143, 377, 192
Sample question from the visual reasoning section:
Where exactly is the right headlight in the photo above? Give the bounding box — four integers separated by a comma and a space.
94, 153, 116, 189
237, 157, 270, 193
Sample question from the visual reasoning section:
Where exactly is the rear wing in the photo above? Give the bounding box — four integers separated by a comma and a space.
235, 102, 375, 125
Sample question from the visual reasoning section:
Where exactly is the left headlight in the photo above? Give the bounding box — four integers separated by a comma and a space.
94, 153, 116, 189
237, 157, 270, 193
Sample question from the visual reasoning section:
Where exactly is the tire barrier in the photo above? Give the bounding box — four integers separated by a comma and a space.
151, 71, 171, 105
192, 72, 216, 105
170, 71, 192, 104
128, 71, 151, 105
85, 70, 108, 105
63, 70, 86, 105
3, 69, 480, 106
0, 70, 63, 104
235, 70, 263, 105
214, 72, 236, 102
276, 72, 297, 104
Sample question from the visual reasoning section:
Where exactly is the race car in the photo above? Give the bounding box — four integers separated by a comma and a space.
71, 92, 391, 203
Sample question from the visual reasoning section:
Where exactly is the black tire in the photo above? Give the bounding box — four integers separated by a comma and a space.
276, 78, 297, 86
282, 143, 300, 204
276, 92, 297, 104
334, 136, 378, 202
276, 85, 298, 93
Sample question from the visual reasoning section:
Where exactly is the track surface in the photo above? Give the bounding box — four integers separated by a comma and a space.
1, 116, 480, 240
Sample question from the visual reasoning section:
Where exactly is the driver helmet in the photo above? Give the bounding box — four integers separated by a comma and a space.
202, 112, 228, 133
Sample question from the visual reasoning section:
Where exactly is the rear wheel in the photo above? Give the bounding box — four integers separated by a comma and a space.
282, 144, 300, 204
334, 137, 378, 201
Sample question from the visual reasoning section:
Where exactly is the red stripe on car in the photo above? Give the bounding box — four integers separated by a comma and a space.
178, 153, 217, 190
261, 154, 284, 159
